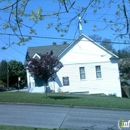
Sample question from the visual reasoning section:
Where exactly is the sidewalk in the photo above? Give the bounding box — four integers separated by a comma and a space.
7, 88, 28, 92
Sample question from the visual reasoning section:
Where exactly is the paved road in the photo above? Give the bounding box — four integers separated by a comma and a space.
0, 104, 130, 130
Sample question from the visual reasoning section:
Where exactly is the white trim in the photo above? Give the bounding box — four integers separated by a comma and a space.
79, 67, 86, 80
33, 53, 41, 59
27, 53, 41, 66
58, 34, 81, 59
61, 60, 118, 66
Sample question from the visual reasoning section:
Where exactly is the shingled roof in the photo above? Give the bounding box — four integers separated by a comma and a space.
25, 44, 69, 62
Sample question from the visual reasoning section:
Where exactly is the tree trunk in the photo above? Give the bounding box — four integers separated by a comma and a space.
45, 85, 47, 99
44, 80, 48, 99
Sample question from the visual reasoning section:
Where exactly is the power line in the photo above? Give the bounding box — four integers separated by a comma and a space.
10, 46, 25, 56
0, 8, 121, 23
0, 13, 120, 24
0, 49, 21, 61
0, 53, 7, 59
0, 6, 118, 16
0, 33, 130, 44
0, 34, 26, 56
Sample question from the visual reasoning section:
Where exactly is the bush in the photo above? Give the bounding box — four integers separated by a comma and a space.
108, 93, 117, 97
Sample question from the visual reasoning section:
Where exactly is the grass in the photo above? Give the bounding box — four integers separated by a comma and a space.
0, 92, 130, 109
0, 125, 70, 130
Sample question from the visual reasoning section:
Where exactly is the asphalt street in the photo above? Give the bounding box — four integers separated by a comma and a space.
0, 104, 130, 130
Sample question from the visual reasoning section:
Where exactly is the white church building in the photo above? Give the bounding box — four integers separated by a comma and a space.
25, 33, 121, 97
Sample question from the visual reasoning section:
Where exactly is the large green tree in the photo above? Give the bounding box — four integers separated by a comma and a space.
0, 60, 7, 84
117, 47, 130, 58
0, 60, 26, 89
118, 47, 130, 90
8, 60, 27, 89
0, 0, 130, 48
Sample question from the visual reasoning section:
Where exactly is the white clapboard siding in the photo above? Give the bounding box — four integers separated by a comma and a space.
56, 61, 121, 96
55, 36, 121, 96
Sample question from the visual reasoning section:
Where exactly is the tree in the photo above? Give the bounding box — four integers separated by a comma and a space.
26, 51, 63, 98
117, 47, 130, 58
0, 0, 130, 48
89, 34, 102, 43
117, 47, 130, 88
101, 38, 116, 54
0, 60, 26, 89
89, 34, 116, 53
8, 60, 27, 89
119, 58, 130, 97
116, 47, 130, 97
0, 60, 7, 85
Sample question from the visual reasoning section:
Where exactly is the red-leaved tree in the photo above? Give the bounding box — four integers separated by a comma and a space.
26, 51, 63, 98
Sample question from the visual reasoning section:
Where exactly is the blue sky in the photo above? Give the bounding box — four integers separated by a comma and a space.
0, 0, 129, 63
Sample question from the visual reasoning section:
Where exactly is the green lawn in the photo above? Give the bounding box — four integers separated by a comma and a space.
0, 92, 130, 109
0, 125, 69, 130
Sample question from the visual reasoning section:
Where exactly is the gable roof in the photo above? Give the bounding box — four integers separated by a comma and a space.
25, 44, 69, 61
58, 33, 119, 59
25, 33, 118, 64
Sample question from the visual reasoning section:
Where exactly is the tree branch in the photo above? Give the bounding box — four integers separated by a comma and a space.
15, 0, 23, 39
0, 0, 20, 11
8, 4, 19, 38
121, 0, 129, 36
68, 0, 76, 11
63, 0, 68, 12
21, 0, 30, 12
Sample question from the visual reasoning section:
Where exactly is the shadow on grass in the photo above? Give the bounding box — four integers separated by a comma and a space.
48, 95, 80, 100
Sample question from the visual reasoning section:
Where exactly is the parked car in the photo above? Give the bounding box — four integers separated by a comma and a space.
0, 86, 6, 92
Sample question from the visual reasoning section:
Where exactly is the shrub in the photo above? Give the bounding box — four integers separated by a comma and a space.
0, 80, 3, 86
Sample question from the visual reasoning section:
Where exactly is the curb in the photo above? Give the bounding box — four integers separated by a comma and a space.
73, 105, 130, 111
0, 102, 130, 111
0, 102, 70, 108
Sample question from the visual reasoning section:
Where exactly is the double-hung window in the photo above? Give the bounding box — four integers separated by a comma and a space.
95, 65, 102, 78
79, 67, 86, 79
62, 77, 69, 86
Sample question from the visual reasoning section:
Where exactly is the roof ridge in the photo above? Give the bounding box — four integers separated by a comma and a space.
28, 43, 69, 49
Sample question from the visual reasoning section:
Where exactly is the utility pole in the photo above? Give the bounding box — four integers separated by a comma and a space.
7, 62, 9, 91
128, 18, 130, 39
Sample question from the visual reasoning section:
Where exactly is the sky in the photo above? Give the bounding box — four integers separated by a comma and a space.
0, 0, 130, 64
